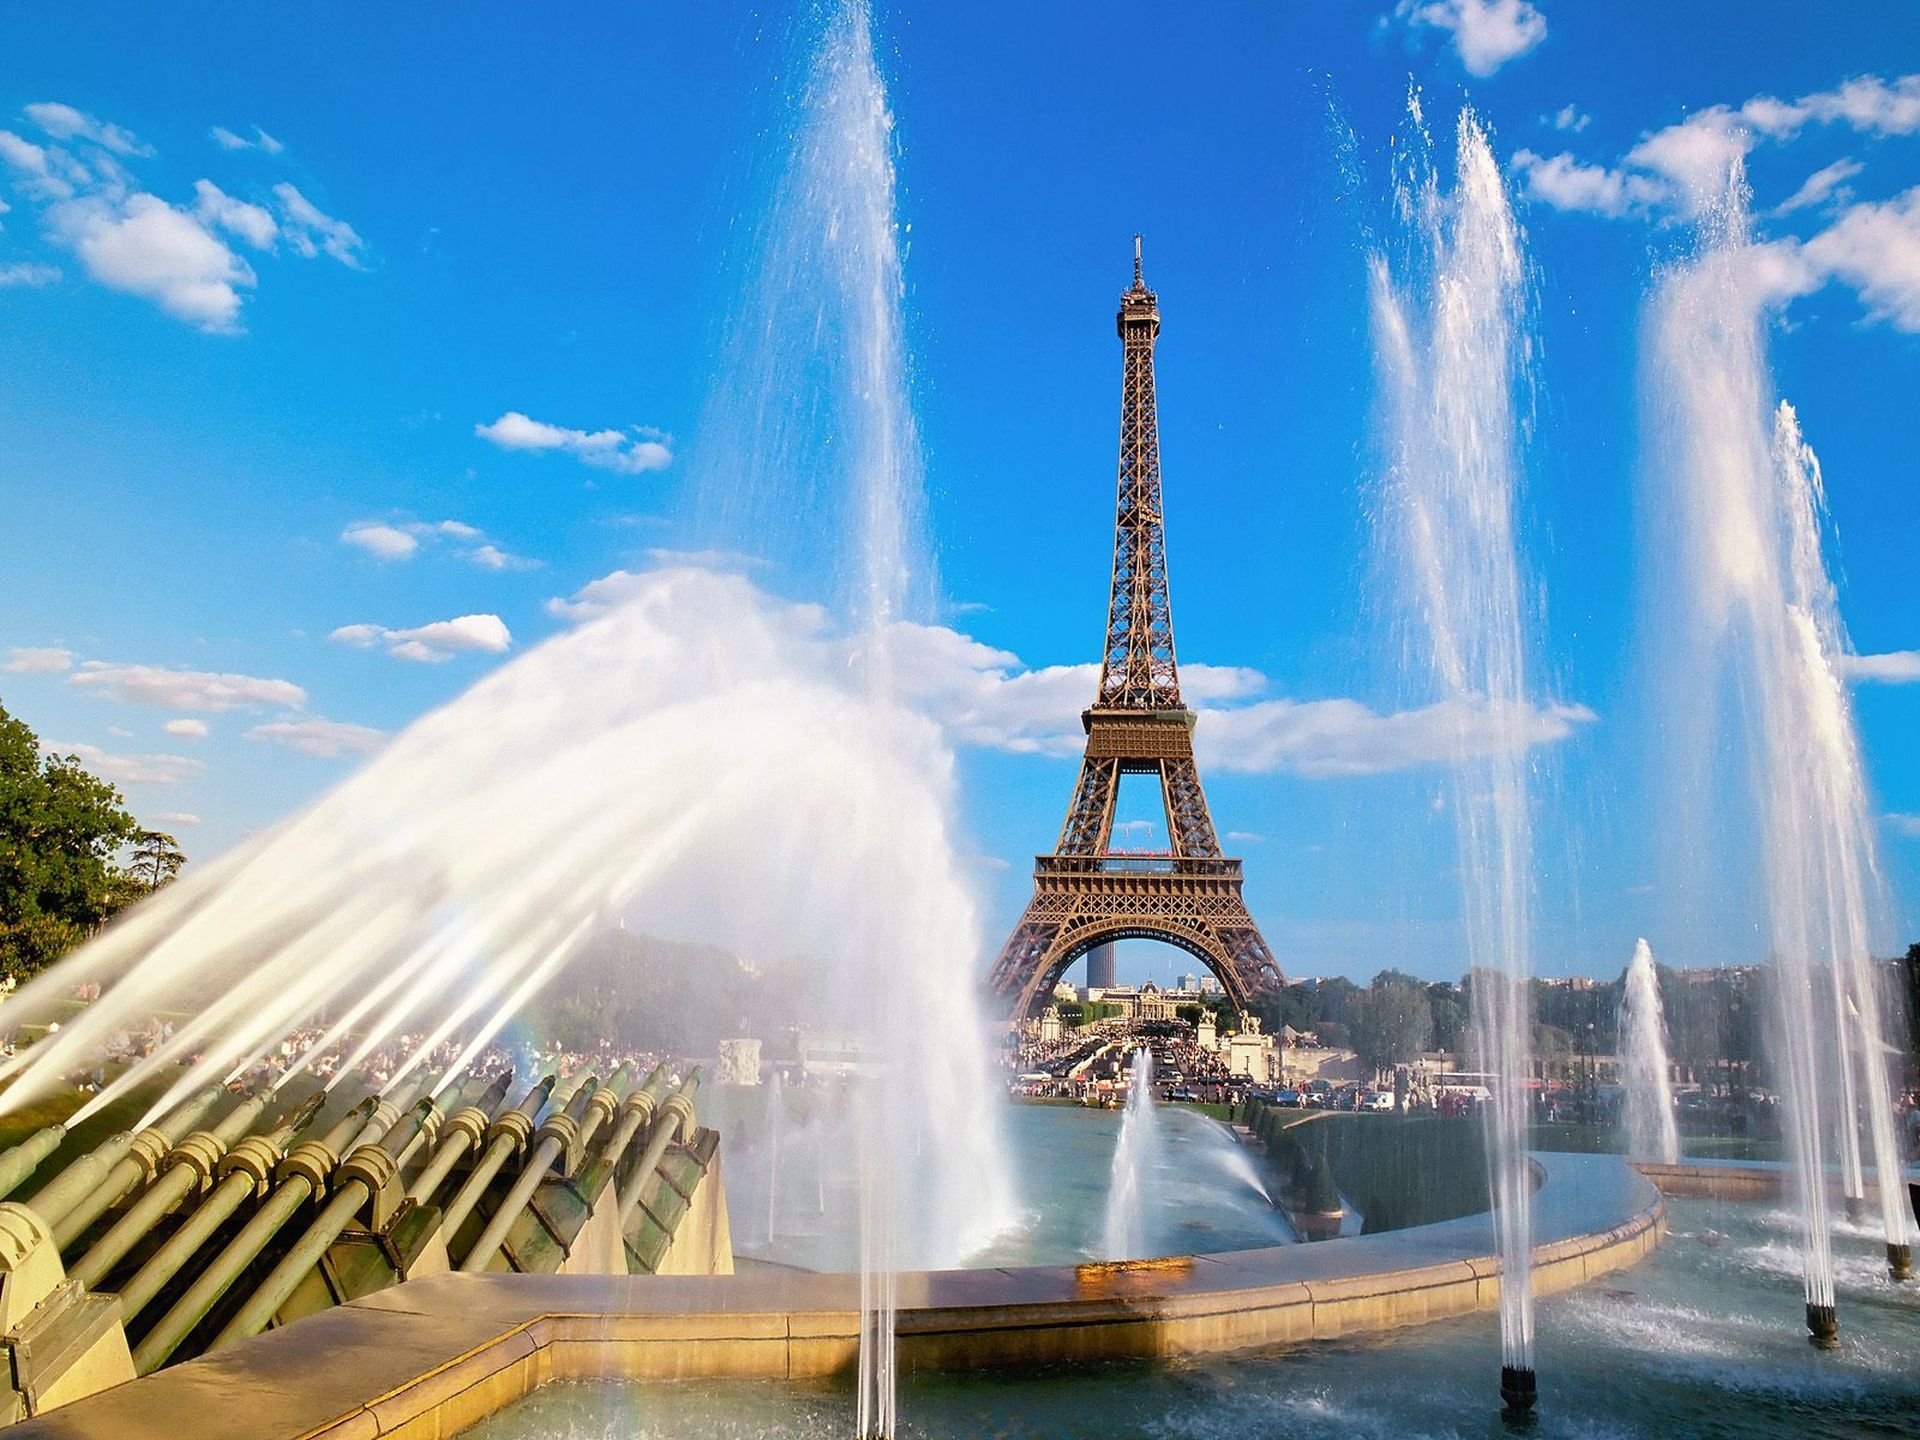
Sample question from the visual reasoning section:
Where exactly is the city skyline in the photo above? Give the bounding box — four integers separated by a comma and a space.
4, 2, 1917, 982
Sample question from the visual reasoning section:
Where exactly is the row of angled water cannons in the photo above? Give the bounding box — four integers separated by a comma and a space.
0, 1059, 702, 1379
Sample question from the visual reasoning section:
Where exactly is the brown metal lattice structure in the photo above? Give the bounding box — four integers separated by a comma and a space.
987, 241, 1282, 1018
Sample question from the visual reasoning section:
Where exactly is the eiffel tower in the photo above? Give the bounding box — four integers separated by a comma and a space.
987, 240, 1282, 1018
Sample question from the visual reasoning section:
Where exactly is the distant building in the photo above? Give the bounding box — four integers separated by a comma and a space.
1197, 975, 1223, 996
1086, 942, 1117, 989
1177, 972, 1199, 993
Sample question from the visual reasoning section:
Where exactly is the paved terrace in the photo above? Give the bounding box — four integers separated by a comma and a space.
15, 1152, 1663, 1440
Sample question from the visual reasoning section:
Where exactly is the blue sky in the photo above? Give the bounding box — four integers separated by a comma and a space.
3, 2, 1916, 984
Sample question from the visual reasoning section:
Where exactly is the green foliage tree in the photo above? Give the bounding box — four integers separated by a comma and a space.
126, 829, 187, 891
0, 700, 139, 979
1347, 970, 1434, 1075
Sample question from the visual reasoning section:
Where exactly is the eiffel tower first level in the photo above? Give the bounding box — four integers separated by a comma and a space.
987, 241, 1283, 1018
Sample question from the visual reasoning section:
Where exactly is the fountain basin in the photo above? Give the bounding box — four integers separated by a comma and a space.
8, 1152, 1662, 1439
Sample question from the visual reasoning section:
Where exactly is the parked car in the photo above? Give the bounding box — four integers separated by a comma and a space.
1362, 1090, 1395, 1112
1272, 1088, 1305, 1108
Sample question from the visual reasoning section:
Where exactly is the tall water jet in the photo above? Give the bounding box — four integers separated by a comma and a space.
1370, 99, 1541, 1424
1641, 163, 1917, 1335
1101, 1048, 1162, 1261
1618, 940, 1680, 1165
691, 2, 1010, 1430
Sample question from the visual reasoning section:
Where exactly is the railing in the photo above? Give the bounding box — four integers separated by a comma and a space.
1035, 854, 1242, 880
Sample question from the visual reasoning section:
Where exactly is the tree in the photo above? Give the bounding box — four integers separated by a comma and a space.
1347, 970, 1433, 1076
126, 830, 187, 891
0, 700, 138, 979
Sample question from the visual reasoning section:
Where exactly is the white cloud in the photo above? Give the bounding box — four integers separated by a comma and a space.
1198, 696, 1596, 777
148, 810, 202, 828
1797, 186, 1920, 331
0, 262, 59, 287
0, 106, 360, 328
244, 718, 385, 758
271, 182, 365, 267
24, 102, 149, 157
1521, 73, 1920, 222
330, 614, 513, 663
192, 179, 278, 250
341, 521, 420, 560
0, 129, 51, 180
476, 411, 674, 475
210, 125, 284, 155
163, 718, 210, 740
467, 543, 539, 572
42, 740, 201, 786
69, 662, 306, 712
1840, 649, 1920, 683
4, 646, 72, 673
542, 563, 1596, 778
340, 517, 532, 569
1512, 149, 1663, 218
1226, 830, 1266, 845
1399, 0, 1547, 77
51, 191, 256, 332
1772, 158, 1864, 217
1884, 813, 1920, 838
1547, 105, 1591, 134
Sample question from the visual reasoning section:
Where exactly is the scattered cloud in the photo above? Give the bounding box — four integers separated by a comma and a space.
878, 616, 1588, 776
0, 262, 59, 287
69, 662, 306, 712
1840, 649, 1920, 683
163, 718, 209, 740
467, 543, 539, 572
24, 102, 149, 157
1511, 149, 1664, 218
148, 811, 202, 828
330, 613, 512, 663
271, 182, 365, 267
1199, 696, 1597, 778
0, 102, 362, 330
4, 646, 72, 673
244, 718, 385, 758
1226, 831, 1266, 845
340, 517, 534, 569
209, 125, 284, 155
42, 739, 202, 786
1547, 104, 1591, 134
341, 520, 420, 560
1513, 74, 1920, 331
51, 191, 257, 331
1772, 158, 1863, 217
1397, 0, 1546, 78
544, 562, 1596, 779
1518, 72, 1920, 220
1883, 813, 1920, 839
192, 179, 277, 250
476, 411, 674, 475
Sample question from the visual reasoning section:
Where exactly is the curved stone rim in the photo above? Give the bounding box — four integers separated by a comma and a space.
9, 1152, 1665, 1440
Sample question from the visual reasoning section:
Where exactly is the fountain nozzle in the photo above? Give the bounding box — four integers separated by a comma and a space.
1805, 1302, 1839, 1349
1888, 1244, 1913, 1282
1844, 1194, 1868, 1223
1498, 1365, 1536, 1428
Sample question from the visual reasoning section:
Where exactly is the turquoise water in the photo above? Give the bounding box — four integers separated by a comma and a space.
717, 1097, 1295, 1271
467, 1193, 1919, 1439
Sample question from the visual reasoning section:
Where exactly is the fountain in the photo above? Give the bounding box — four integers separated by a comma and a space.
1369, 97, 1543, 1425
1641, 162, 1919, 1338
1099, 1048, 1163, 1261
1618, 940, 1680, 1165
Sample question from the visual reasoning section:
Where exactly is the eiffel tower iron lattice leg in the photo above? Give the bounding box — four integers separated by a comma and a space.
988, 240, 1282, 1017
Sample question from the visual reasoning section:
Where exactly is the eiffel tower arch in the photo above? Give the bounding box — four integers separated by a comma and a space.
987, 241, 1283, 1019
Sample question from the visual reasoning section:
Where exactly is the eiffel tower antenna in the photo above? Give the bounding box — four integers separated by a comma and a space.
987, 248, 1281, 1017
